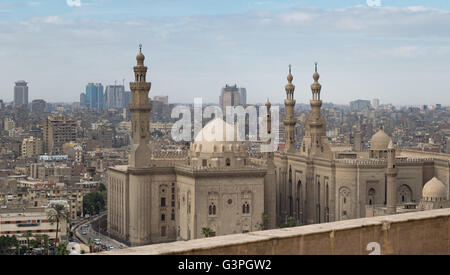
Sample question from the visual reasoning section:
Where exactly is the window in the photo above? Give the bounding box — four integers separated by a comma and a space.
242, 202, 250, 214
171, 209, 175, 221
202, 159, 207, 167
209, 202, 216, 216
161, 197, 166, 207
226, 158, 231, 167
161, 214, 165, 221
161, 226, 166, 237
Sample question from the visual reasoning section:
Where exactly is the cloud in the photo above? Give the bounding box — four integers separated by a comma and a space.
66, 0, 82, 7
0, 5, 450, 105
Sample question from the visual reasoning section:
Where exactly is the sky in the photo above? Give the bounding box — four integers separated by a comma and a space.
1, 0, 450, 106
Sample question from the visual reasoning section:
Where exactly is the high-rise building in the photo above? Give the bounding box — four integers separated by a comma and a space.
123, 91, 132, 107
80, 93, 86, 107
31, 99, 46, 113
85, 83, 104, 109
220, 84, 241, 113
43, 114, 77, 155
105, 85, 125, 109
153, 95, 168, 105
350, 99, 371, 112
372, 98, 380, 109
239, 88, 247, 105
14, 80, 29, 107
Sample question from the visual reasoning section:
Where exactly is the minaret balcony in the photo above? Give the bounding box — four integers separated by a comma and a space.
130, 82, 151, 91
129, 103, 152, 111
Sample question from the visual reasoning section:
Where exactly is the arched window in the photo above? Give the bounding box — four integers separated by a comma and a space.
226, 158, 231, 167
242, 202, 250, 214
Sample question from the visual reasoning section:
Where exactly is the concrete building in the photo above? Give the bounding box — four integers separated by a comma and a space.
105, 85, 125, 109
219, 84, 241, 113
14, 80, 28, 107
21, 136, 44, 158
239, 88, 247, 105
0, 207, 68, 244
31, 99, 46, 113
153, 96, 168, 105
350, 99, 371, 112
43, 114, 77, 155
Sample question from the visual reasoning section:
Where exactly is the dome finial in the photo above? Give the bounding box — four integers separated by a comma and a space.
287, 64, 293, 83
315, 62, 318, 73
139, 44, 142, 53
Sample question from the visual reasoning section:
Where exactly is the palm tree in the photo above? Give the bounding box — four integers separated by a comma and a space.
47, 204, 70, 244
41, 234, 49, 255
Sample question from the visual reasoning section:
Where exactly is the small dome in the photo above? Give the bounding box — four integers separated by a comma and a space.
370, 129, 391, 150
423, 177, 447, 200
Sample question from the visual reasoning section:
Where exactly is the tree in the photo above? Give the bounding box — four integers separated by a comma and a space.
0, 236, 19, 255
280, 216, 297, 228
56, 242, 69, 255
48, 204, 70, 244
41, 234, 50, 255
83, 192, 106, 215
22, 231, 33, 254
98, 183, 106, 192
256, 214, 269, 231
202, 227, 213, 238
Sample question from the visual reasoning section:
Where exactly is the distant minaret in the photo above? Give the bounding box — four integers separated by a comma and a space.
264, 98, 273, 160
283, 65, 296, 153
129, 45, 152, 168
264, 98, 276, 229
386, 140, 398, 214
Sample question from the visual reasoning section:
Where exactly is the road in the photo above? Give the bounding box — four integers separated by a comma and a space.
75, 214, 128, 252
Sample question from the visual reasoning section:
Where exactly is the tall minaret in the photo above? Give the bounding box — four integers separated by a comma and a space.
263, 98, 276, 229
386, 140, 398, 215
300, 63, 330, 157
283, 65, 296, 153
129, 45, 152, 168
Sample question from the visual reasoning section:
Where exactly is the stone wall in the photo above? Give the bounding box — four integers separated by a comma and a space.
98, 208, 450, 255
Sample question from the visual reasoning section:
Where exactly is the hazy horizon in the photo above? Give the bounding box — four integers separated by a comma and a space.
1, 0, 450, 105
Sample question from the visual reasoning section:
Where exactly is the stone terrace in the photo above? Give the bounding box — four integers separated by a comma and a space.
97, 208, 450, 255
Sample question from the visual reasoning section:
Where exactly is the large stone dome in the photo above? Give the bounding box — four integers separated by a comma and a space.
422, 177, 447, 201
370, 129, 391, 150
192, 117, 246, 154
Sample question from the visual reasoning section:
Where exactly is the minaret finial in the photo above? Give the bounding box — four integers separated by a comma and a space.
315, 62, 318, 73
139, 44, 142, 53
289, 64, 292, 74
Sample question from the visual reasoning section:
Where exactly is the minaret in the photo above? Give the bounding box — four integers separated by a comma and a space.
264, 98, 273, 161
283, 65, 297, 153
386, 140, 398, 215
263, 98, 276, 229
129, 45, 152, 168
300, 63, 330, 157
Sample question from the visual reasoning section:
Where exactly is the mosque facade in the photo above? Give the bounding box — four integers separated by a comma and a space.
107, 49, 450, 247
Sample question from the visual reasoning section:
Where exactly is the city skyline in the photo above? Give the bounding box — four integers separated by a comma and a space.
1, 0, 450, 105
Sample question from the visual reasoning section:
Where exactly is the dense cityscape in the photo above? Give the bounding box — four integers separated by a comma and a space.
1, 0, 450, 261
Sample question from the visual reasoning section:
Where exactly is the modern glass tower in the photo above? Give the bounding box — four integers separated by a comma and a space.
86, 83, 104, 109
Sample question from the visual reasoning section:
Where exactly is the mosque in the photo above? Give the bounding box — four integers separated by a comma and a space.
107, 48, 450, 246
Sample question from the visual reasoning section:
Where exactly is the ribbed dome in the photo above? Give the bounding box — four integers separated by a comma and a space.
423, 177, 447, 200
370, 129, 391, 150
